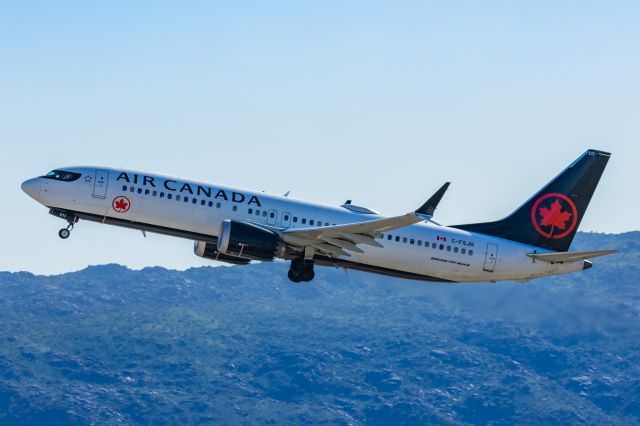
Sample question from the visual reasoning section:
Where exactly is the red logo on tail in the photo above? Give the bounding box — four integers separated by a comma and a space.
531, 193, 577, 239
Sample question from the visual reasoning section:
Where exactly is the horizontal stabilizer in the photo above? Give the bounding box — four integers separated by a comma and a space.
416, 182, 450, 216
527, 249, 617, 263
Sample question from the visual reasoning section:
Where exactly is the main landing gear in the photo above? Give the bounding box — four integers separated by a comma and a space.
288, 258, 315, 283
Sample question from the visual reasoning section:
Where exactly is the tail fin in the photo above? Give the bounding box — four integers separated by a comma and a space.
453, 149, 610, 252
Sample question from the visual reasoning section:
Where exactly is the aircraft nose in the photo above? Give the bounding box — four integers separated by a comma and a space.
21, 178, 42, 200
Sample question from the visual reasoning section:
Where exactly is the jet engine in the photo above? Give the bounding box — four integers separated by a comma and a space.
217, 220, 285, 261
193, 240, 251, 265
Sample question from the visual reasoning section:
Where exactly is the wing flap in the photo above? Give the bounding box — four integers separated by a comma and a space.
282, 213, 422, 240
280, 213, 424, 257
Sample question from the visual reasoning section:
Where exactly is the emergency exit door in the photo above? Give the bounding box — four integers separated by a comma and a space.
92, 169, 109, 198
483, 243, 498, 272
281, 211, 292, 228
267, 209, 278, 225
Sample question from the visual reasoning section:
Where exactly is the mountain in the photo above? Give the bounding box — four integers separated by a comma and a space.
0, 232, 639, 425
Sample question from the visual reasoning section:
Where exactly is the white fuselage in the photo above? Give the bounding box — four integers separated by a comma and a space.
22, 167, 586, 283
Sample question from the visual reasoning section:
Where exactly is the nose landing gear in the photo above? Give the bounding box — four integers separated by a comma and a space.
58, 223, 73, 239
50, 210, 79, 240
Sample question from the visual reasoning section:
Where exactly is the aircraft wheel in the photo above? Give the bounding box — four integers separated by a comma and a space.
288, 268, 302, 283
58, 228, 71, 239
301, 267, 315, 282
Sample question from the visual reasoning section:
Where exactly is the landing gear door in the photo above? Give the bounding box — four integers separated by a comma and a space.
92, 169, 109, 199
483, 243, 498, 272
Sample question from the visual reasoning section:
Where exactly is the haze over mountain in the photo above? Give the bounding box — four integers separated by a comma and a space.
0, 232, 638, 425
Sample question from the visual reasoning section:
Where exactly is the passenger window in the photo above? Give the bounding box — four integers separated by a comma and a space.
461, 248, 466, 254
255, 209, 260, 216
193, 198, 198, 205
432, 243, 437, 249
439, 244, 444, 250
387, 235, 392, 240
302, 218, 307, 224
469, 250, 474, 256
130, 187, 135, 193
446, 246, 451, 251
395, 236, 400, 242
310, 220, 314, 225
122, 185, 127, 191
325, 222, 330, 226
216, 202, 221, 208
284, 215, 289, 221
160, 192, 165, 198
153, 190, 157, 197
410, 239, 415, 245
233, 206, 238, 211
403, 237, 407, 243
201, 199, 205, 206
176, 195, 181, 201
145, 189, 150, 195
208, 201, 213, 207
454, 247, 459, 253
248, 208, 253, 214
184, 197, 189, 203
168, 193, 173, 200
270, 212, 275, 218
293, 217, 298, 223
137, 188, 142, 194
262, 211, 267, 217
417, 240, 422, 246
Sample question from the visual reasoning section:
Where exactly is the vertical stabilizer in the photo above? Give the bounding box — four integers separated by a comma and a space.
453, 150, 610, 252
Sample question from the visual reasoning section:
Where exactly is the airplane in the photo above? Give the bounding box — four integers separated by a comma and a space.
21, 149, 616, 283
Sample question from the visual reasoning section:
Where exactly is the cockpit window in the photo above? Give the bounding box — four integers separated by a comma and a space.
42, 170, 82, 182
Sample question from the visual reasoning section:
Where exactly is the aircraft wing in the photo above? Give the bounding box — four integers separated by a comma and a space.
527, 250, 617, 263
279, 213, 424, 257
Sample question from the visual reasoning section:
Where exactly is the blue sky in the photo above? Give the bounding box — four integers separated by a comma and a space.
1, 1, 638, 274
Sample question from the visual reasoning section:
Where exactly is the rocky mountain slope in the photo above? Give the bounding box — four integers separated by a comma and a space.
0, 232, 638, 425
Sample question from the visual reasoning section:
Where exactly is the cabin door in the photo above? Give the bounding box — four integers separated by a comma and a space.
92, 169, 109, 199
483, 243, 498, 272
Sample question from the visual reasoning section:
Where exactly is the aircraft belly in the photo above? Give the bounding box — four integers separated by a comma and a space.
345, 244, 465, 282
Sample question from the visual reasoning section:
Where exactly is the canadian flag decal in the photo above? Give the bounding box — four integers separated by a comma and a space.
437, 236, 447, 241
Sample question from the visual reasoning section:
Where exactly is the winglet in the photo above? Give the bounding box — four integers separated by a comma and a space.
416, 182, 450, 216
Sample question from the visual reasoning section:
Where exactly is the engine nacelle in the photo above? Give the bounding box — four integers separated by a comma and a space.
217, 220, 284, 261
193, 240, 251, 265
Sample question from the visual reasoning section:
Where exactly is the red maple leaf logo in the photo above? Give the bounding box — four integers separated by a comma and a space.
531, 193, 578, 239
115, 199, 128, 210
538, 200, 571, 230
112, 196, 131, 213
